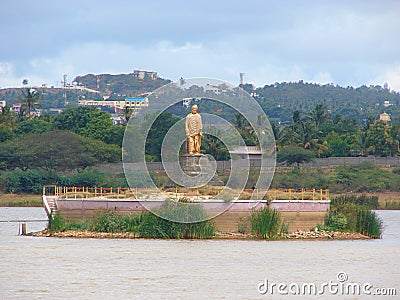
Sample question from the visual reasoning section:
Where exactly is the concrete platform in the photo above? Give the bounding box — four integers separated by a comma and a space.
49, 197, 330, 233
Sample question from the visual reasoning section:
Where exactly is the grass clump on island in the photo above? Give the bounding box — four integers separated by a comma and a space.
250, 207, 288, 239
249, 195, 383, 240
49, 201, 215, 239
322, 194, 383, 238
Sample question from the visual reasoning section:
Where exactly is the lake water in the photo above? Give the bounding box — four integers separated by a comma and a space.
0, 208, 399, 299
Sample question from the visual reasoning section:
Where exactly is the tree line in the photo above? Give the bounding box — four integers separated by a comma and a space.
273, 104, 399, 163
0, 89, 399, 173
1, 88, 399, 194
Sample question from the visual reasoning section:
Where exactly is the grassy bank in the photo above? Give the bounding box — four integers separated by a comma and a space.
49, 202, 215, 239
0, 193, 42, 207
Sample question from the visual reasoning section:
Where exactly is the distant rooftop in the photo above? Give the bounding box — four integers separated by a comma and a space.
125, 97, 147, 101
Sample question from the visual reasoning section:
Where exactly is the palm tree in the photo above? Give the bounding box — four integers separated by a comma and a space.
121, 106, 133, 124
355, 131, 368, 156
289, 120, 328, 157
17, 88, 42, 119
202, 134, 229, 160
308, 104, 329, 127
292, 110, 301, 124
271, 123, 291, 150
233, 113, 257, 146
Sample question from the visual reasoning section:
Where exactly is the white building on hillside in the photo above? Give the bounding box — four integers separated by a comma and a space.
78, 97, 149, 114
132, 70, 157, 80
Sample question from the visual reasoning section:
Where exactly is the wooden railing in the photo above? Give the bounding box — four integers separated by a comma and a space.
44, 186, 329, 201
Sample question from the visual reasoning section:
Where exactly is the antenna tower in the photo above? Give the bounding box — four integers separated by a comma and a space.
239, 72, 244, 98
62, 74, 68, 105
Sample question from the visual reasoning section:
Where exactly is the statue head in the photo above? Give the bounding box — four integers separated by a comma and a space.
191, 104, 198, 114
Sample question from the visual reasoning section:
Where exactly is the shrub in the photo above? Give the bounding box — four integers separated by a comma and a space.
325, 212, 348, 231
392, 167, 400, 175
90, 210, 140, 233
237, 217, 250, 234
48, 214, 67, 232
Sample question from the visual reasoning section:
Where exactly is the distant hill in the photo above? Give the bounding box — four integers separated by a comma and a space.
1, 74, 399, 122
0, 72, 171, 109
73, 72, 171, 99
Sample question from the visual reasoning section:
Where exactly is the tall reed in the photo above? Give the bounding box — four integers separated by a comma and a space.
331, 194, 379, 209
251, 206, 285, 239
356, 208, 383, 238
138, 201, 215, 238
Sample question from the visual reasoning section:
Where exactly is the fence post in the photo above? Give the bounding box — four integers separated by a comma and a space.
21, 222, 27, 235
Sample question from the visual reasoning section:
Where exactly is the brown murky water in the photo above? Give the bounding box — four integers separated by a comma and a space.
0, 208, 399, 299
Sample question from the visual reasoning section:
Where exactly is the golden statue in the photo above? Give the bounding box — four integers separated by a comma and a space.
185, 104, 202, 155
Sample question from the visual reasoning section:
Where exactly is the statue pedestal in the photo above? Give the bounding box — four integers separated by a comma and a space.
180, 154, 202, 176
165, 154, 224, 187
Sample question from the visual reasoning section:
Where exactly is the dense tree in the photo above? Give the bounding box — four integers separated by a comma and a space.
14, 119, 53, 136
53, 107, 119, 145
0, 106, 17, 130
277, 146, 315, 167
366, 121, 394, 156
145, 112, 181, 161
0, 131, 120, 171
324, 131, 350, 157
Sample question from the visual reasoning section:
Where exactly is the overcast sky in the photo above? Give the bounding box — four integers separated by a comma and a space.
1, 0, 399, 90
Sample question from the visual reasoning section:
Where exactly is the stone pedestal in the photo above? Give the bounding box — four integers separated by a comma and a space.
181, 154, 224, 186
179, 154, 202, 176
